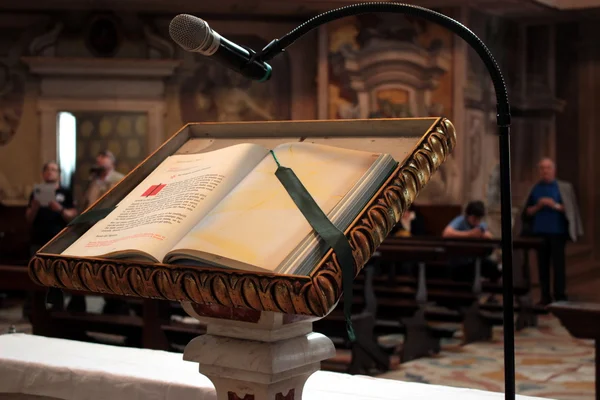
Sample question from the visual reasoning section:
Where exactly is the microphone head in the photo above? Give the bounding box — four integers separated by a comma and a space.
169, 14, 220, 55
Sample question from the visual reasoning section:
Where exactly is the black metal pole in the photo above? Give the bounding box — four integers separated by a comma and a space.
254, 3, 515, 399
499, 126, 515, 400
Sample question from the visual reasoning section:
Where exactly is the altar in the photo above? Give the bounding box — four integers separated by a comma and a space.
0, 334, 550, 400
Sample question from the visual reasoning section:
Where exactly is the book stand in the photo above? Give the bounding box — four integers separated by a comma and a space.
28, 117, 456, 400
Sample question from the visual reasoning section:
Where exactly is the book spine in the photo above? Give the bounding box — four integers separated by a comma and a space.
28, 118, 456, 317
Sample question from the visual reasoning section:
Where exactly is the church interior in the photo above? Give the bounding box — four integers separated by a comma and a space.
1, 0, 600, 399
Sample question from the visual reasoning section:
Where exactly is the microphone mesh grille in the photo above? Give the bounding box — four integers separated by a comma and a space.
169, 14, 209, 52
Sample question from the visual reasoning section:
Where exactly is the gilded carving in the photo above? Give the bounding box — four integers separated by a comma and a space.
227, 392, 254, 400
29, 118, 456, 317
275, 389, 295, 400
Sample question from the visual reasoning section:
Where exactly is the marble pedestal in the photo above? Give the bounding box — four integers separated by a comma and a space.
182, 302, 336, 400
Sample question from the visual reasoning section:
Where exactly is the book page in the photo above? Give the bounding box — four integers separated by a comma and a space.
62, 143, 269, 262
167, 142, 380, 271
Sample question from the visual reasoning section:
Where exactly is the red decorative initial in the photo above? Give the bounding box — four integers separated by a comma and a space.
141, 183, 166, 197
227, 392, 254, 400
275, 389, 295, 400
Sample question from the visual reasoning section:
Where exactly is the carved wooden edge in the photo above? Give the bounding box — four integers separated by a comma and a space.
28, 118, 456, 318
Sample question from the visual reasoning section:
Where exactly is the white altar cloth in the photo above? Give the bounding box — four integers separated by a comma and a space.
0, 334, 550, 400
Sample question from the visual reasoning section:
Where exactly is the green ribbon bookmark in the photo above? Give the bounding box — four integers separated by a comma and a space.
270, 151, 356, 342
68, 206, 116, 226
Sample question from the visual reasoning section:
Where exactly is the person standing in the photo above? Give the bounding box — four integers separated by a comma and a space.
24, 161, 78, 319
81, 150, 125, 211
26, 161, 78, 253
522, 158, 583, 305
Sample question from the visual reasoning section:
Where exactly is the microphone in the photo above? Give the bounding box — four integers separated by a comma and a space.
169, 14, 272, 82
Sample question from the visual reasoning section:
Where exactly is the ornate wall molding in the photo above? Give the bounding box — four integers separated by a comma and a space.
339, 40, 451, 118
22, 57, 181, 79
36, 98, 166, 167
143, 25, 176, 59
28, 22, 63, 57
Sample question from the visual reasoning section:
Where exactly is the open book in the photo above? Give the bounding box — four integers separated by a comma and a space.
62, 142, 397, 275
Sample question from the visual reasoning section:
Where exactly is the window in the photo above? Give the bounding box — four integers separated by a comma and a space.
57, 111, 76, 189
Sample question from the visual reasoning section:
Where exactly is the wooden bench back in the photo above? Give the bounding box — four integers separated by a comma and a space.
0, 203, 30, 264
412, 204, 462, 236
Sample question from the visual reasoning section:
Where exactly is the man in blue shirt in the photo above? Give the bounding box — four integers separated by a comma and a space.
443, 201, 501, 286
524, 158, 582, 305
443, 201, 493, 240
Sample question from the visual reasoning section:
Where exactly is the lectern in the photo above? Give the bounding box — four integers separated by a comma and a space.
29, 117, 455, 400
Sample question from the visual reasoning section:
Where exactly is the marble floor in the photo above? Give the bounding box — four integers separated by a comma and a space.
379, 315, 595, 400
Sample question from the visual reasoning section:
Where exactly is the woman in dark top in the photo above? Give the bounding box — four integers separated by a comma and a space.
24, 162, 77, 319
25, 161, 77, 252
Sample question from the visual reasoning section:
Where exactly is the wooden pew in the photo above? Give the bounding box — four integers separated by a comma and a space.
352, 236, 545, 369
43, 291, 206, 351
374, 241, 502, 346
0, 265, 38, 291
0, 264, 207, 351
337, 244, 476, 365
0, 202, 31, 307
389, 203, 544, 323
325, 240, 502, 365
549, 301, 600, 400
411, 204, 462, 236
0, 264, 51, 337
315, 263, 399, 375
0, 203, 30, 266
365, 250, 455, 363
380, 236, 546, 329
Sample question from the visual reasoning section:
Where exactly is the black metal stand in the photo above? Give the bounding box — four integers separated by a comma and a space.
255, 3, 515, 399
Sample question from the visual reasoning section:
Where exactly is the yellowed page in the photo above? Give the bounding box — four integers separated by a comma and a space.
167, 142, 379, 271
62, 143, 269, 262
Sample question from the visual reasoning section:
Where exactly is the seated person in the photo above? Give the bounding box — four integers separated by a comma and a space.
390, 206, 426, 237
442, 201, 501, 293
443, 201, 493, 240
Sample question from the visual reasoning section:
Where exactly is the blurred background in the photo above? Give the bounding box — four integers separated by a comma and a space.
0, 1, 599, 398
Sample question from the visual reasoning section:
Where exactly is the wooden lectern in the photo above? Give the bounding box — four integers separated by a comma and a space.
27, 117, 456, 400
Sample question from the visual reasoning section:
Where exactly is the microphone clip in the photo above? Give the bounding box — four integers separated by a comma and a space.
253, 39, 285, 63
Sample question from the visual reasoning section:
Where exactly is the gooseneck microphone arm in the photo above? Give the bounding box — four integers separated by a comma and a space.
255, 3, 516, 399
